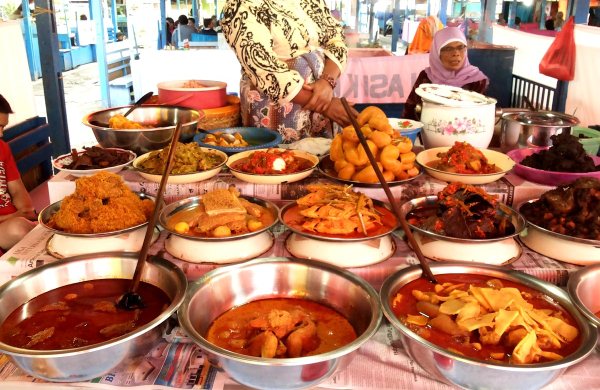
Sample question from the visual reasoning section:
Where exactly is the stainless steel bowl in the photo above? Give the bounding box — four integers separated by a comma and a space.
501, 111, 579, 149
178, 257, 382, 390
38, 192, 155, 238
279, 199, 399, 242
401, 196, 526, 243
380, 263, 598, 390
82, 105, 201, 155
0, 252, 187, 382
567, 265, 600, 347
159, 195, 279, 241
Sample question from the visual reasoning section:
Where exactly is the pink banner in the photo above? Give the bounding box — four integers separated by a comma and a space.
338, 53, 429, 104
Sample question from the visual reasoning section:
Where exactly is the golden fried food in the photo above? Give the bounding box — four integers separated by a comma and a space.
108, 114, 152, 130
330, 106, 419, 183
202, 132, 249, 148
295, 184, 383, 235
48, 172, 154, 234
137, 142, 225, 175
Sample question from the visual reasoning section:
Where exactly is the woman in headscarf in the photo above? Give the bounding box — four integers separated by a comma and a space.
403, 27, 489, 120
220, 0, 357, 143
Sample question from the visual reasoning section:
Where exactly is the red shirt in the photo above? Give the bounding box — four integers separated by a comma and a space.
0, 140, 20, 215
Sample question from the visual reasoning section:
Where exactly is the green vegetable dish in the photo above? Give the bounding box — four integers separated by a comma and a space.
138, 142, 225, 174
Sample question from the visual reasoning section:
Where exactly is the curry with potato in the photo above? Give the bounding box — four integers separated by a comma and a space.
206, 298, 357, 358
391, 274, 580, 364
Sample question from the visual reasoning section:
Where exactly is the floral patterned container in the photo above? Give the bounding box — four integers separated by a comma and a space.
415, 84, 497, 150
420, 100, 497, 149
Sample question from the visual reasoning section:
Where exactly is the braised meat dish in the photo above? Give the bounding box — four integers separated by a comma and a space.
406, 183, 514, 239
429, 142, 500, 174
521, 132, 599, 172
519, 177, 600, 240
62, 146, 132, 170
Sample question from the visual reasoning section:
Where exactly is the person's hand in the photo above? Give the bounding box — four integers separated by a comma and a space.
302, 79, 334, 114
324, 97, 359, 127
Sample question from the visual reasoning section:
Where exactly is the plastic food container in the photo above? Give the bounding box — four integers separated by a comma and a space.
157, 80, 227, 110
572, 126, 600, 156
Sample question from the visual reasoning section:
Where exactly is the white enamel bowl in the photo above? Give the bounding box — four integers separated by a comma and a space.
567, 264, 600, 347
226, 148, 319, 185
132, 148, 227, 184
416, 146, 515, 185
518, 199, 600, 265
158, 195, 279, 264
400, 196, 526, 265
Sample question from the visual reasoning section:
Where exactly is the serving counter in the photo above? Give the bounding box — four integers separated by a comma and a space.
1, 171, 598, 389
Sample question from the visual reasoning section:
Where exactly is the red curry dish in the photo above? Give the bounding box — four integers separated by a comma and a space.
230, 149, 314, 175
391, 274, 581, 364
428, 142, 500, 174
206, 298, 357, 358
0, 279, 170, 350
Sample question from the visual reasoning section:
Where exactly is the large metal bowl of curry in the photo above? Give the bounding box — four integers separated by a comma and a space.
0, 252, 187, 382
380, 263, 597, 390
177, 257, 382, 390
83, 105, 201, 155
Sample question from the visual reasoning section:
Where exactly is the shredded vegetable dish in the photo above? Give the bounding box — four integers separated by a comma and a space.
391, 274, 581, 364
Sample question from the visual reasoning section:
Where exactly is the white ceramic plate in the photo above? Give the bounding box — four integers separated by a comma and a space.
388, 118, 423, 131
227, 148, 318, 185
46, 227, 159, 258
285, 232, 395, 268
52, 148, 136, 177
132, 147, 227, 184
416, 146, 515, 185
165, 231, 274, 264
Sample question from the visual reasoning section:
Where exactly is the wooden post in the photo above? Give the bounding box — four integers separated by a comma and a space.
34, 0, 70, 155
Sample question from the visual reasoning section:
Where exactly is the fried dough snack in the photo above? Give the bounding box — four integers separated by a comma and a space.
295, 184, 382, 235
330, 106, 419, 183
48, 172, 154, 234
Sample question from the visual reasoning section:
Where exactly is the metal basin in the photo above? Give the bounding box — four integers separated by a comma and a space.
501, 111, 579, 149
178, 257, 382, 390
0, 252, 187, 382
82, 105, 201, 155
380, 263, 597, 390
567, 264, 600, 348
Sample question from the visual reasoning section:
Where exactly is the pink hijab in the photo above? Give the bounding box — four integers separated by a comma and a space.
424, 27, 488, 87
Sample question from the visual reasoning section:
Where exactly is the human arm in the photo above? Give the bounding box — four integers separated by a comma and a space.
402, 70, 430, 120
0, 179, 36, 222
301, 57, 342, 113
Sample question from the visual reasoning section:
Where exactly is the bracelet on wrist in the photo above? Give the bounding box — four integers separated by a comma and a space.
319, 74, 337, 89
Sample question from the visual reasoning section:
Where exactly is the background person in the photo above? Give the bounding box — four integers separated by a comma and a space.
407, 15, 443, 54
172, 15, 195, 47
200, 18, 217, 35
403, 27, 489, 120
0, 94, 36, 251
221, 0, 357, 143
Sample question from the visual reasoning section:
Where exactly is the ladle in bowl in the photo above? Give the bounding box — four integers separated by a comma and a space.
89, 91, 154, 128
117, 122, 182, 310
340, 98, 437, 284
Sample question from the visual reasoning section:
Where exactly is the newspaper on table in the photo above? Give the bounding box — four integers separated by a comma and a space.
1, 170, 594, 389
0, 320, 598, 389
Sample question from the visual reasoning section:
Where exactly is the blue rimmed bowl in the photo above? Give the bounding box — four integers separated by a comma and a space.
194, 127, 282, 154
